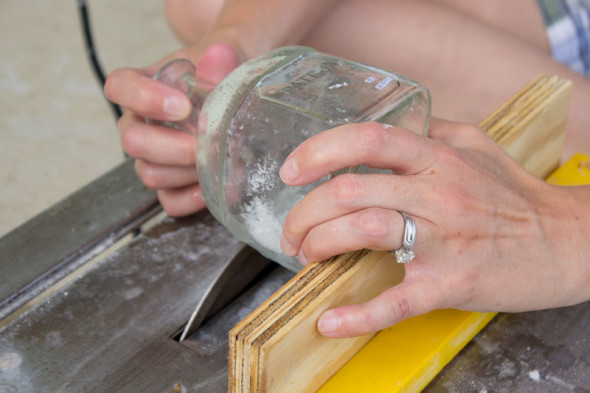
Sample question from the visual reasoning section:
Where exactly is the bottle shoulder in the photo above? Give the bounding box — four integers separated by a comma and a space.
201, 46, 315, 133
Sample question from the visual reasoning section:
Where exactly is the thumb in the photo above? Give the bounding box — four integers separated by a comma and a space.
317, 280, 436, 338
195, 42, 240, 87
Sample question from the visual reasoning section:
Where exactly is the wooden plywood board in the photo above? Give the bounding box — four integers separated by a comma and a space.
481, 74, 570, 177
229, 74, 572, 393
229, 250, 405, 392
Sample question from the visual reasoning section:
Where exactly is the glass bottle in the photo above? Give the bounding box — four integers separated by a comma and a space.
152, 46, 431, 272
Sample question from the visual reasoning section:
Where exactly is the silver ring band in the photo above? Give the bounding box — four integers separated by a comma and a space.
389, 212, 416, 264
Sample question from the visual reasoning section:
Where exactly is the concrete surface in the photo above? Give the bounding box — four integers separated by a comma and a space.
0, 0, 182, 237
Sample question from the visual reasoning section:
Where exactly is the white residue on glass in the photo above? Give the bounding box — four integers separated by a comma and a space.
242, 197, 283, 255
247, 154, 277, 194
328, 81, 348, 90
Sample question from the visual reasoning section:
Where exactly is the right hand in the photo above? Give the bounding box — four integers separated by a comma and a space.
279, 119, 590, 338
104, 43, 240, 216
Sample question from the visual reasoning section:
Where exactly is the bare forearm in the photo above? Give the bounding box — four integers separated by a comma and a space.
205, 0, 341, 58
553, 184, 590, 304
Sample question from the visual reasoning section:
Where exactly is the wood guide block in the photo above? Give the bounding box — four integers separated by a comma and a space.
229, 250, 405, 392
481, 74, 570, 176
228, 74, 572, 393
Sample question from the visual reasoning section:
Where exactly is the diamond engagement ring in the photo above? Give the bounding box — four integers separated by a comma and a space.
389, 212, 416, 264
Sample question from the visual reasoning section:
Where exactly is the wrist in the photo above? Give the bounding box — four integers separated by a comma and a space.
201, 27, 267, 62
201, 0, 342, 60
566, 186, 590, 302
542, 185, 590, 305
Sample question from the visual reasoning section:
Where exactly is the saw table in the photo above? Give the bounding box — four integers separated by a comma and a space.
1, 153, 589, 392
1, 71, 589, 392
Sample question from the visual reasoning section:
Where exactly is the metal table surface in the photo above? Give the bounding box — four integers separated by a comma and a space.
1, 160, 589, 392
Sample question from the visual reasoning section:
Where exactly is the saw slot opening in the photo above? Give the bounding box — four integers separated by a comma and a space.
169, 251, 287, 344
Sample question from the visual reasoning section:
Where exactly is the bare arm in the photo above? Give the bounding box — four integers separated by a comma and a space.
105, 0, 341, 216
204, 0, 341, 58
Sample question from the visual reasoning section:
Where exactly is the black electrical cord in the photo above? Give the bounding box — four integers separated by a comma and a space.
77, 0, 123, 122
77, 1, 142, 238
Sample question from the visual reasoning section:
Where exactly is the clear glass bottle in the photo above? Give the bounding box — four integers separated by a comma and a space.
152, 46, 431, 272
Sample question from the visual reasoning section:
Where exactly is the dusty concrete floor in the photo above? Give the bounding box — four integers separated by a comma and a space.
0, 0, 182, 237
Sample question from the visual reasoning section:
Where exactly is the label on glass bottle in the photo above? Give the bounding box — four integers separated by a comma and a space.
256, 53, 402, 124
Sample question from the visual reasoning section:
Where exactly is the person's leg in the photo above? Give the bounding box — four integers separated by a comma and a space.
164, 0, 224, 46
430, 0, 550, 52
301, 0, 590, 159
165, 0, 550, 49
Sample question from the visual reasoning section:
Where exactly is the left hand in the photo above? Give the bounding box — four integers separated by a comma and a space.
279, 118, 589, 338
105, 43, 240, 216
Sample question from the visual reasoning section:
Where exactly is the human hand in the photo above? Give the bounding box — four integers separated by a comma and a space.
279, 119, 590, 338
104, 43, 240, 216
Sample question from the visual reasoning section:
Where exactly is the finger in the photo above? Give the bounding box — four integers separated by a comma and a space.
119, 112, 196, 166
279, 122, 438, 186
293, 208, 430, 265
158, 183, 207, 217
195, 42, 240, 88
105, 67, 191, 121
428, 118, 496, 151
135, 160, 198, 190
317, 279, 437, 338
427, 117, 470, 142
281, 173, 430, 256
429, 118, 526, 181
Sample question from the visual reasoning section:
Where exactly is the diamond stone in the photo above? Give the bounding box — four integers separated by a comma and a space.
395, 248, 415, 264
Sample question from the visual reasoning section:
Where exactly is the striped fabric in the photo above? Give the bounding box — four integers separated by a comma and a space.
537, 0, 590, 77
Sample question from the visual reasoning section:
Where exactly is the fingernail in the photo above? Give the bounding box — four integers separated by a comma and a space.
163, 95, 191, 119
280, 234, 296, 256
298, 248, 308, 266
318, 311, 340, 334
280, 157, 299, 183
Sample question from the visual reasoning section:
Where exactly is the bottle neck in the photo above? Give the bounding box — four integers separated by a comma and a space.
152, 59, 208, 136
